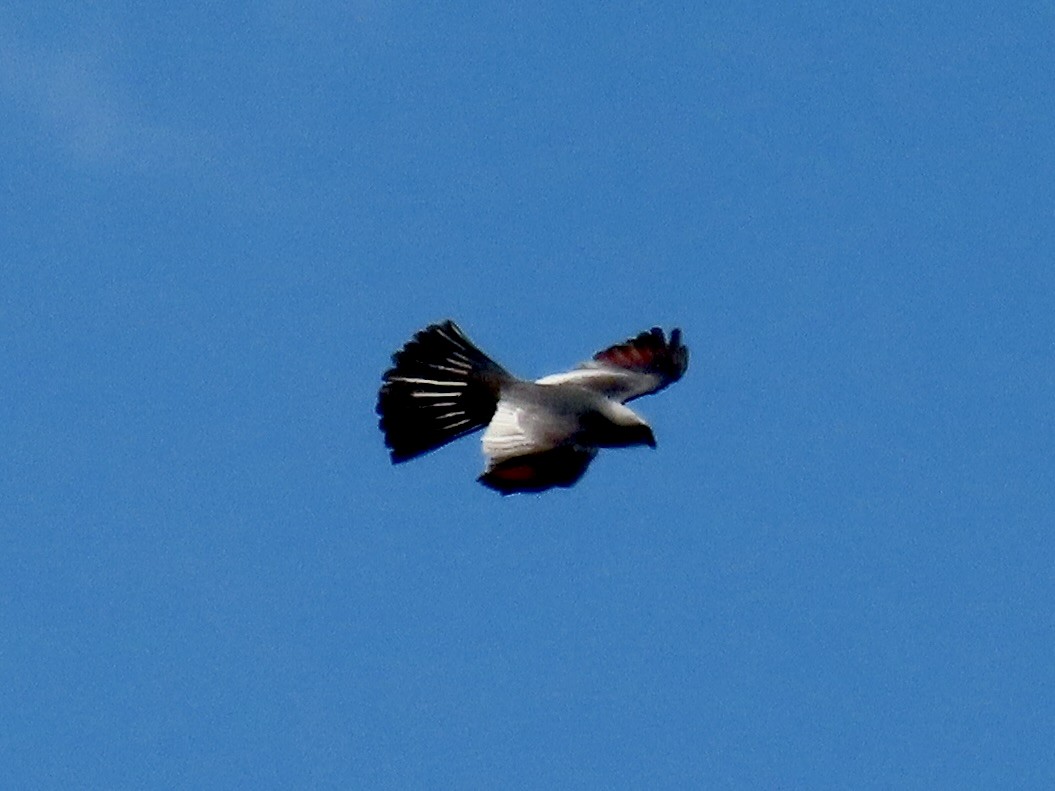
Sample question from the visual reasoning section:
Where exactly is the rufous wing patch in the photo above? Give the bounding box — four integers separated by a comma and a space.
592, 327, 687, 385
478, 446, 595, 495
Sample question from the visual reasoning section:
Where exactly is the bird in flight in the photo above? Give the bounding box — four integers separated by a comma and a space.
376, 321, 688, 494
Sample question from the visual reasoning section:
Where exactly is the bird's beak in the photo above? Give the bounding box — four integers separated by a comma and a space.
645, 428, 657, 449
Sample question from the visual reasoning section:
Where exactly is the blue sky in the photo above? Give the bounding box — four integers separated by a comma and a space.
3, 3, 1053, 788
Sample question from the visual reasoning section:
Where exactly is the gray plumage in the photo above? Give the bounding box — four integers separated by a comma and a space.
376, 320, 688, 494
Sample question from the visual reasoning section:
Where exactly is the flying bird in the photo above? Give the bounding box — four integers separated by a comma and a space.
376, 321, 688, 494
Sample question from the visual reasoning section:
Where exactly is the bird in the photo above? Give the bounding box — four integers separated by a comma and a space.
376, 320, 688, 494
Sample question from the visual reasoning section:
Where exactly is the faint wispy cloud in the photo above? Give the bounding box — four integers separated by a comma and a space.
0, 30, 207, 176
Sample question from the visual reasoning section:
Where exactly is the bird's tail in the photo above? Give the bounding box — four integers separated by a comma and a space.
377, 321, 512, 463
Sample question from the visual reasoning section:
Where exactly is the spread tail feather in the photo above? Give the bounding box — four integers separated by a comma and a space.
377, 321, 511, 463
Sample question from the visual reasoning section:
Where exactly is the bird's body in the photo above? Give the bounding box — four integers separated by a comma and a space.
376, 321, 688, 494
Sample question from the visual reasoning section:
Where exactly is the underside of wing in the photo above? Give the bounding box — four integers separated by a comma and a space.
478, 445, 597, 495
535, 327, 688, 402
482, 400, 552, 463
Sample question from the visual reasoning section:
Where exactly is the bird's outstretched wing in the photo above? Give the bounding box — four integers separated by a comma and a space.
535, 327, 688, 403
478, 444, 597, 495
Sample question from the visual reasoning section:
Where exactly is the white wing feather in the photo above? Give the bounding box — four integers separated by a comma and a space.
534, 366, 662, 402
481, 402, 548, 467
536, 327, 687, 403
